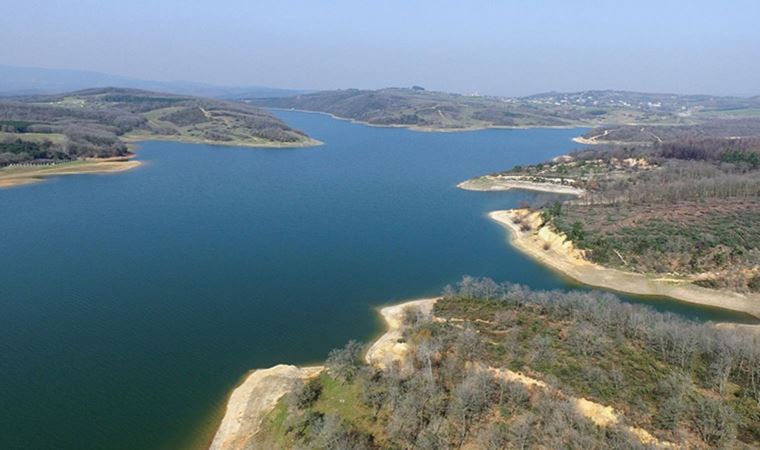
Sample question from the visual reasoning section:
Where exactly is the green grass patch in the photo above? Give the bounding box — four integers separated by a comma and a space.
313, 373, 373, 427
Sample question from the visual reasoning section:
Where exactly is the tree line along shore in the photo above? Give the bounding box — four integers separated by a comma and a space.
457, 119, 760, 318
210, 278, 760, 449
0, 87, 318, 187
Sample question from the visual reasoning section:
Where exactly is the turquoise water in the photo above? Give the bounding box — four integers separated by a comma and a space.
0, 111, 756, 449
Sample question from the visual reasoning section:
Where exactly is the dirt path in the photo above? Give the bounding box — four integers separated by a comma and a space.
642, 127, 663, 143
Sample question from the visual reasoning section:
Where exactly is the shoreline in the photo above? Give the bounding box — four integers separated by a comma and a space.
0, 156, 142, 189
265, 107, 587, 133
269, 108, 699, 136
572, 136, 597, 144
572, 128, 609, 145
572, 135, 649, 146
205, 206, 760, 448
208, 296, 689, 449
209, 365, 324, 450
207, 293, 758, 449
364, 298, 439, 369
572, 136, 602, 145
490, 209, 760, 319
208, 298, 437, 450
0, 133, 323, 190
457, 176, 585, 196
123, 133, 323, 149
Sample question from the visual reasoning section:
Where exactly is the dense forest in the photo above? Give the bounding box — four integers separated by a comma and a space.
495, 122, 760, 292
0, 88, 311, 166
251, 88, 760, 131
253, 277, 760, 449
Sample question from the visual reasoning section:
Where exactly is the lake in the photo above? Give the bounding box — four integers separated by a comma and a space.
0, 110, 755, 449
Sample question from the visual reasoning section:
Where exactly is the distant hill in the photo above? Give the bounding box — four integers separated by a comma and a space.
251, 88, 760, 130
0, 87, 315, 166
251, 88, 574, 129
0, 64, 307, 99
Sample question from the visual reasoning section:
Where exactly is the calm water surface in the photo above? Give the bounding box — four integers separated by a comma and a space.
0, 111, 755, 449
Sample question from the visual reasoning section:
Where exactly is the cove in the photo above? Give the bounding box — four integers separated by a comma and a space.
0, 110, 755, 450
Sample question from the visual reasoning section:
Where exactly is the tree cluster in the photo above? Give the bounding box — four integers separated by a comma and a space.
256, 277, 759, 449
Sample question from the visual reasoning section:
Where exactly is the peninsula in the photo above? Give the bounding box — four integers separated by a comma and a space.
459, 120, 760, 317
210, 279, 760, 449
0, 88, 318, 188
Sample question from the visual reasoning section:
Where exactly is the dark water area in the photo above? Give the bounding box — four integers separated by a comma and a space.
0, 110, 755, 449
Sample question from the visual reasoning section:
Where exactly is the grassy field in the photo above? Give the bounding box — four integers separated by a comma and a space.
254, 372, 380, 448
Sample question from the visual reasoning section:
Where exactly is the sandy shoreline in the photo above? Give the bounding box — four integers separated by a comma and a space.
572, 129, 609, 144
209, 365, 324, 450
208, 298, 437, 450
209, 296, 682, 448
0, 157, 142, 189
490, 209, 760, 319
365, 298, 438, 370
0, 133, 323, 190
207, 205, 760, 448
457, 176, 585, 196
572, 136, 600, 145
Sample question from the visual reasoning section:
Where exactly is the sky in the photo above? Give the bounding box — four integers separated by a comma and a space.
1, 0, 758, 96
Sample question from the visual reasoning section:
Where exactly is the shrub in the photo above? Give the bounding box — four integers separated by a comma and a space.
296, 377, 323, 409
325, 340, 365, 383
692, 397, 737, 446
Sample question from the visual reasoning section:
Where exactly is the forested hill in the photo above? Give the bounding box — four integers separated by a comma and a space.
252, 278, 760, 449
249, 88, 760, 130
480, 119, 760, 294
0, 88, 314, 166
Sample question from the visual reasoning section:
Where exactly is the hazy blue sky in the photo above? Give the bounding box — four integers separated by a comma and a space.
1, 0, 758, 95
